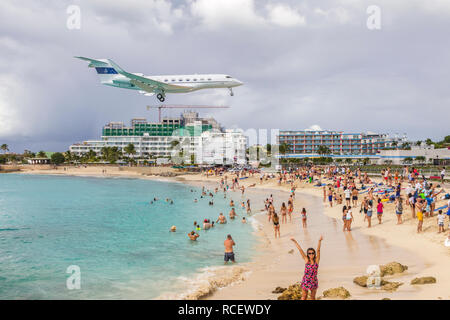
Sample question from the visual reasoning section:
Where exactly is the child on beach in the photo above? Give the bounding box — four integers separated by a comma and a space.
290, 236, 323, 300
345, 206, 354, 231
280, 203, 287, 224
395, 197, 403, 224
301, 208, 307, 228
416, 199, 424, 233
377, 199, 384, 224
437, 210, 445, 233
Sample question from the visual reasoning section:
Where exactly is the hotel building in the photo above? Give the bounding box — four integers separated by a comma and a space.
70, 112, 247, 165
277, 130, 404, 158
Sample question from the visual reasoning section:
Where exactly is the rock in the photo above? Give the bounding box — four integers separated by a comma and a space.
353, 276, 368, 287
288, 249, 294, 254
277, 284, 306, 300
381, 281, 403, 292
322, 287, 351, 299
380, 262, 408, 276
272, 287, 287, 294
411, 277, 436, 285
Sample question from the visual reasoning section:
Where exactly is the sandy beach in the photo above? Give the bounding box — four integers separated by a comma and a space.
14, 165, 450, 300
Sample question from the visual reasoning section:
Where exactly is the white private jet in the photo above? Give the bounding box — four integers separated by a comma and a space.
75, 56, 243, 102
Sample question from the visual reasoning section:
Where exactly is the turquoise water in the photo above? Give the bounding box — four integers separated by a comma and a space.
0, 174, 259, 299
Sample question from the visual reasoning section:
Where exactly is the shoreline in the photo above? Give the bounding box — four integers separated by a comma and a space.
15, 166, 450, 300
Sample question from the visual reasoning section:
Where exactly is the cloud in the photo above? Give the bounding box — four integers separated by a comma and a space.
0, 0, 449, 152
267, 4, 306, 27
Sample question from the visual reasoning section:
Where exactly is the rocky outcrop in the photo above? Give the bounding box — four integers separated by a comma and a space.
353, 276, 369, 287
272, 287, 286, 294
381, 281, 403, 292
410, 277, 436, 285
322, 287, 351, 299
380, 262, 408, 276
277, 284, 304, 300
353, 276, 402, 292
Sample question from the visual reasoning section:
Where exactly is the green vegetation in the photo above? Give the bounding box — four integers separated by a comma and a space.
51, 152, 65, 165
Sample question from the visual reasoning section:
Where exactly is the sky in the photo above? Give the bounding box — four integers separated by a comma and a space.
0, 0, 449, 152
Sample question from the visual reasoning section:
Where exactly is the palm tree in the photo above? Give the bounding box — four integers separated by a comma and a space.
64, 150, 73, 163
1, 144, 9, 154
278, 143, 290, 155
86, 149, 97, 162
37, 151, 46, 158
415, 140, 422, 146
124, 143, 136, 158
316, 145, 331, 156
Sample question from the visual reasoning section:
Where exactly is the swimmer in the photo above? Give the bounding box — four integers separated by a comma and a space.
242, 217, 247, 223
188, 231, 199, 241
216, 213, 227, 224
170, 226, 176, 232
229, 208, 238, 219
194, 199, 198, 203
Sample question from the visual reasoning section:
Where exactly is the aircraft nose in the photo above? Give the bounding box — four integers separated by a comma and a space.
235, 79, 243, 86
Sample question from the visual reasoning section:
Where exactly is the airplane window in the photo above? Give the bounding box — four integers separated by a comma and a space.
193, 79, 197, 81
186, 79, 190, 81
164, 79, 168, 82
171, 79, 175, 81
179, 79, 182, 81
200, 78, 204, 81
208, 78, 212, 81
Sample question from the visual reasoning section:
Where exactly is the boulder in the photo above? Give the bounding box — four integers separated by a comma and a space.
410, 277, 436, 285
288, 249, 294, 254
380, 262, 408, 276
322, 287, 351, 299
272, 287, 287, 294
353, 276, 368, 287
381, 281, 403, 292
277, 284, 303, 300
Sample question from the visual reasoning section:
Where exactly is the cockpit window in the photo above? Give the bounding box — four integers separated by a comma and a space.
226, 76, 232, 78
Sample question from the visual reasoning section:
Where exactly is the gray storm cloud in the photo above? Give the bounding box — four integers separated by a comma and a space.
0, 0, 449, 152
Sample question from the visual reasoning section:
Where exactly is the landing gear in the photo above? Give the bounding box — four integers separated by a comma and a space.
157, 93, 165, 102
229, 88, 234, 96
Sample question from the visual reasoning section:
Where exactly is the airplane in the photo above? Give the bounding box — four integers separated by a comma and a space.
75, 57, 243, 102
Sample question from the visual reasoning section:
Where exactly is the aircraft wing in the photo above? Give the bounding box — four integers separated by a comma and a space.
107, 59, 186, 92
74, 56, 110, 67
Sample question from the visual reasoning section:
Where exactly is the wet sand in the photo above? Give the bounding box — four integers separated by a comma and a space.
207, 188, 427, 300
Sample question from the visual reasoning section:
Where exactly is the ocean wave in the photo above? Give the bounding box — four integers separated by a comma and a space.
156, 265, 251, 300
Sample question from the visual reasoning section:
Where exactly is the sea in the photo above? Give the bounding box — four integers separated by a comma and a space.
0, 174, 262, 299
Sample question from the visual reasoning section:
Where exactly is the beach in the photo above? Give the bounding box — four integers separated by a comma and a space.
14, 165, 450, 300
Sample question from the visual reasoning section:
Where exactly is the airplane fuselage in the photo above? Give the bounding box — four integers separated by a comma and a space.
106, 73, 242, 93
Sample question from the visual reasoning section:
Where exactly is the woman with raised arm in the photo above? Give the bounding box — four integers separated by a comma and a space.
290, 236, 323, 300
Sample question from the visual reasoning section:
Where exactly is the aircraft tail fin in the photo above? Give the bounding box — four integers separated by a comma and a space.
75, 56, 121, 84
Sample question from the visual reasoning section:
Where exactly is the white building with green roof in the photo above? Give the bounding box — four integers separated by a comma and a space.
69, 113, 247, 165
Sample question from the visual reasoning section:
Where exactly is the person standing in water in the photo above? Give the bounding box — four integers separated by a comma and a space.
224, 234, 236, 264
272, 212, 280, 238
301, 208, 307, 228
290, 236, 323, 300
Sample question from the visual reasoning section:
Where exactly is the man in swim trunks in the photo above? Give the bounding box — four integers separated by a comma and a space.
224, 234, 236, 264
216, 213, 227, 224
188, 231, 199, 241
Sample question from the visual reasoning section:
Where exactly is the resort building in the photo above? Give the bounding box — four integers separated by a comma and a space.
69, 112, 247, 165
376, 146, 450, 165
277, 130, 405, 158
